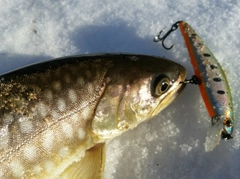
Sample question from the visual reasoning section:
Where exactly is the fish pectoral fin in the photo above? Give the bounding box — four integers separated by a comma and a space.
60, 143, 106, 179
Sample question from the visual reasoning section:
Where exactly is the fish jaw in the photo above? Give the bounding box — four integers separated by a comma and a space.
92, 55, 186, 142
150, 74, 186, 117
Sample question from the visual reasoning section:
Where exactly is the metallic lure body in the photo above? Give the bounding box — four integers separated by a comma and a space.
0, 54, 186, 178
178, 21, 234, 151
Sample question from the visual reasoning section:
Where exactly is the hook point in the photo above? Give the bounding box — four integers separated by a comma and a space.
154, 21, 180, 50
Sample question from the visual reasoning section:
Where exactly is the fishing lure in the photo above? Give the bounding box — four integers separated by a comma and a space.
154, 21, 234, 152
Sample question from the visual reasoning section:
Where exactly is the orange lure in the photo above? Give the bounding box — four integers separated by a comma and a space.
154, 21, 234, 151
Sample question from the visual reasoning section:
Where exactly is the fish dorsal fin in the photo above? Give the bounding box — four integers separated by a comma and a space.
60, 143, 106, 179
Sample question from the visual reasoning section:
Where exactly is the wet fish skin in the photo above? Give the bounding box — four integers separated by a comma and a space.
92, 55, 186, 142
0, 54, 186, 178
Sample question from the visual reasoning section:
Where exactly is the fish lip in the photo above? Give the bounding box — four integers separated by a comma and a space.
169, 69, 187, 100
151, 72, 187, 116
175, 66, 187, 96
176, 81, 186, 95
167, 79, 186, 103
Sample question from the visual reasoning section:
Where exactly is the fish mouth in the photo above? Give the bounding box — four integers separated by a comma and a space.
169, 76, 187, 102
151, 71, 187, 117
175, 66, 187, 96
169, 66, 187, 100
176, 81, 186, 96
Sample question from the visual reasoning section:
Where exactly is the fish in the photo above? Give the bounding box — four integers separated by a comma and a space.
0, 53, 186, 178
178, 21, 234, 152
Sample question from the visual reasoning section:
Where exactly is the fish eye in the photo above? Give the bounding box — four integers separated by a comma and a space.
151, 75, 171, 97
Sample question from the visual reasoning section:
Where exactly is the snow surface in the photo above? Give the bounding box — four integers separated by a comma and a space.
0, 0, 240, 179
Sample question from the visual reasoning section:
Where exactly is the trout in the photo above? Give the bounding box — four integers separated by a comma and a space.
0, 54, 186, 178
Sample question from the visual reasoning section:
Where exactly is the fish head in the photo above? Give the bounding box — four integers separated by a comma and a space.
92, 55, 186, 142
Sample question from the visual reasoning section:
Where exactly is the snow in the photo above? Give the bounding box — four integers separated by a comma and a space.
0, 0, 240, 178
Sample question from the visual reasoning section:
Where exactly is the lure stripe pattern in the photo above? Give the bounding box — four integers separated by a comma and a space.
179, 21, 234, 140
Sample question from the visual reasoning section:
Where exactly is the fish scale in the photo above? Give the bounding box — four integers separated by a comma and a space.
0, 54, 186, 178
0, 58, 109, 178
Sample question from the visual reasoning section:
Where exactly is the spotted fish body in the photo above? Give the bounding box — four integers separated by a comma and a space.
0, 54, 186, 178
178, 21, 234, 151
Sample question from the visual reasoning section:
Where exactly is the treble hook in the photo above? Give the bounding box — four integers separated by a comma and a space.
154, 21, 182, 50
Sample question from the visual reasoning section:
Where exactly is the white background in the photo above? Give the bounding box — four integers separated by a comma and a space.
0, 0, 239, 178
